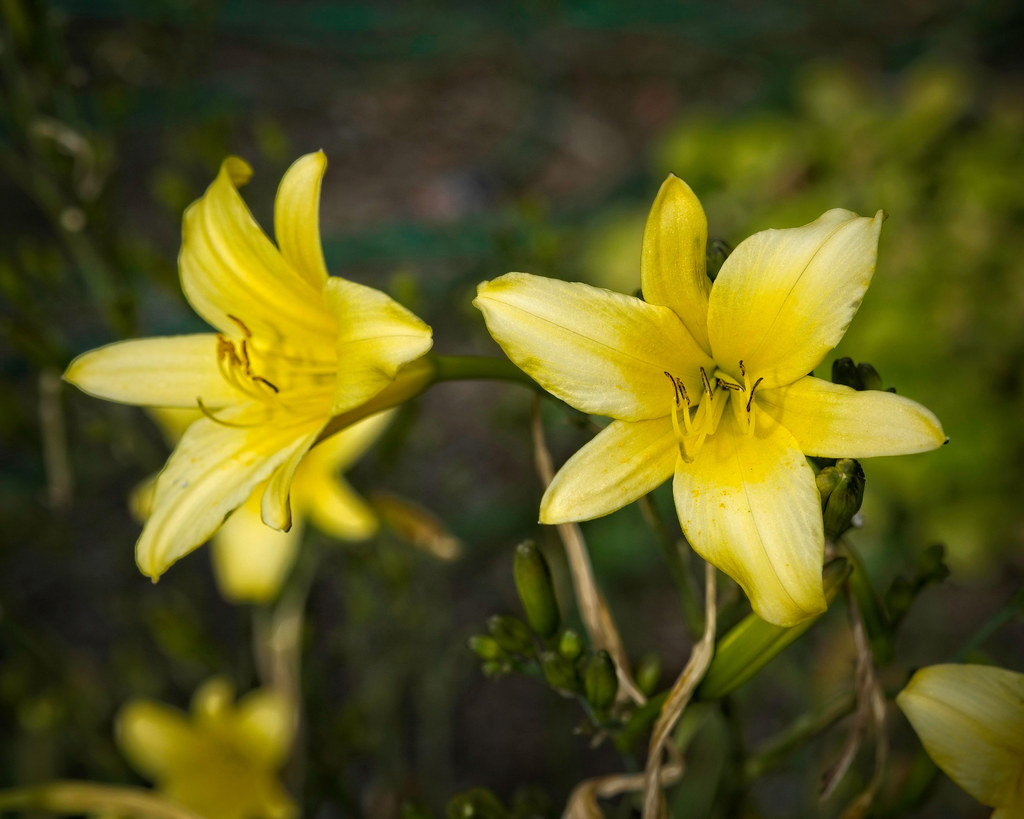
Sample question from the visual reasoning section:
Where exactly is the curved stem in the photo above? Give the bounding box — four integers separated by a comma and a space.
0, 782, 202, 819
429, 354, 538, 388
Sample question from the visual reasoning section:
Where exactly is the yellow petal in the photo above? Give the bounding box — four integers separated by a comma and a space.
475, 273, 712, 421
191, 676, 235, 722
708, 209, 884, 388
641, 175, 711, 354
540, 417, 678, 524
233, 688, 294, 766
136, 413, 323, 579
260, 428, 322, 532
305, 475, 379, 541
274, 151, 330, 290
116, 700, 201, 780
758, 376, 946, 457
322, 276, 433, 415
672, 412, 826, 626
297, 410, 395, 478
897, 664, 1024, 809
179, 157, 336, 342
148, 407, 203, 443
64, 335, 237, 408
211, 493, 304, 604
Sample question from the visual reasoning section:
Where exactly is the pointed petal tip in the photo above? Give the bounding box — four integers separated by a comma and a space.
222, 156, 253, 186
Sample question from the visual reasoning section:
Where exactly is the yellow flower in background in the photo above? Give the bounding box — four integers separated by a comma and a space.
65, 152, 432, 580
117, 677, 296, 819
140, 408, 394, 604
897, 664, 1024, 818
475, 176, 945, 626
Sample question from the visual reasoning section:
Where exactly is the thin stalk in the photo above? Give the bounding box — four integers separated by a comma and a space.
953, 584, 1024, 661
741, 692, 857, 782
0, 781, 203, 818
429, 353, 539, 388
637, 494, 703, 639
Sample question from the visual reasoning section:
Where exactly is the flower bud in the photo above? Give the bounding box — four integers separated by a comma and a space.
558, 629, 584, 661
467, 635, 504, 662
513, 540, 560, 638
540, 650, 580, 694
487, 615, 535, 657
856, 362, 883, 391
817, 458, 865, 541
831, 357, 862, 390
636, 654, 661, 696
583, 650, 619, 712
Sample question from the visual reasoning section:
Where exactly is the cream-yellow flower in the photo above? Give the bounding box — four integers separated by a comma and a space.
475, 176, 945, 626
65, 153, 432, 580
117, 677, 296, 819
897, 663, 1024, 818
142, 407, 394, 603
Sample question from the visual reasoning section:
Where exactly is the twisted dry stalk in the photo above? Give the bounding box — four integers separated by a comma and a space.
530, 400, 646, 706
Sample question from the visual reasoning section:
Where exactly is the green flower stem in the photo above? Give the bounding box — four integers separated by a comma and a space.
428, 354, 539, 388
740, 691, 857, 783
0, 781, 203, 818
637, 494, 704, 640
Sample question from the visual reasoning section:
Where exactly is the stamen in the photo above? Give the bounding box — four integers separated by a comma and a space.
718, 379, 742, 391
197, 397, 260, 428
676, 378, 690, 407
739, 360, 746, 377
745, 377, 764, 413
664, 371, 680, 406
252, 375, 280, 394
226, 314, 253, 339
699, 367, 712, 396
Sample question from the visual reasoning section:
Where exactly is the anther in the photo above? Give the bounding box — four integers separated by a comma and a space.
252, 375, 280, 394
676, 378, 690, 407
699, 367, 712, 396
745, 377, 764, 412
739, 360, 746, 377
226, 314, 253, 339
664, 371, 681, 406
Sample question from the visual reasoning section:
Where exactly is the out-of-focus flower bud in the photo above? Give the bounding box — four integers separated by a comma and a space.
636, 654, 661, 696
583, 650, 619, 713
817, 458, 865, 541
706, 238, 732, 282
445, 788, 508, 819
513, 540, 560, 638
540, 650, 580, 694
856, 362, 883, 391
487, 615, 535, 657
467, 635, 504, 662
558, 629, 584, 661
831, 357, 862, 390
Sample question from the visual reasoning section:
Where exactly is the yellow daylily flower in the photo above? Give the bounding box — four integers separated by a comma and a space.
897, 664, 1024, 818
475, 176, 945, 626
65, 152, 432, 580
141, 407, 393, 603
117, 677, 297, 819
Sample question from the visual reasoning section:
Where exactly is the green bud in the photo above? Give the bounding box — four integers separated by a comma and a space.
884, 576, 915, 624
697, 558, 851, 700
481, 660, 511, 678
445, 788, 507, 819
635, 654, 661, 696
856, 362, 883, 391
916, 542, 950, 584
540, 650, 580, 694
487, 615, 535, 657
706, 238, 732, 282
583, 650, 619, 712
831, 357, 862, 390
817, 458, 865, 541
513, 541, 560, 638
558, 629, 584, 661
467, 635, 504, 661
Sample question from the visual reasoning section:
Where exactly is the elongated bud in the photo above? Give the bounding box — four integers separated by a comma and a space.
513, 541, 560, 638
487, 615, 535, 657
467, 635, 504, 661
817, 458, 865, 541
831, 357, 862, 390
856, 362, 883, 391
697, 558, 851, 700
558, 629, 584, 661
540, 650, 580, 694
583, 650, 619, 712
636, 654, 661, 696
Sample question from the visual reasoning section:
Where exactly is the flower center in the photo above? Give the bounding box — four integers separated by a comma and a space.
667, 361, 763, 462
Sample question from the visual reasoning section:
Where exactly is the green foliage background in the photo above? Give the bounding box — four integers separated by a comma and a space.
1, 1, 1022, 816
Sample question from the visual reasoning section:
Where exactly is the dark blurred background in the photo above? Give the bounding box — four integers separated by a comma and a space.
1, 1, 1023, 816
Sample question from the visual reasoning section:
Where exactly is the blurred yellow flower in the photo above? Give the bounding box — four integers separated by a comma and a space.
140, 407, 394, 604
897, 663, 1024, 818
65, 152, 432, 580
475, 176, 945, 626
117, 677, 296, 819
